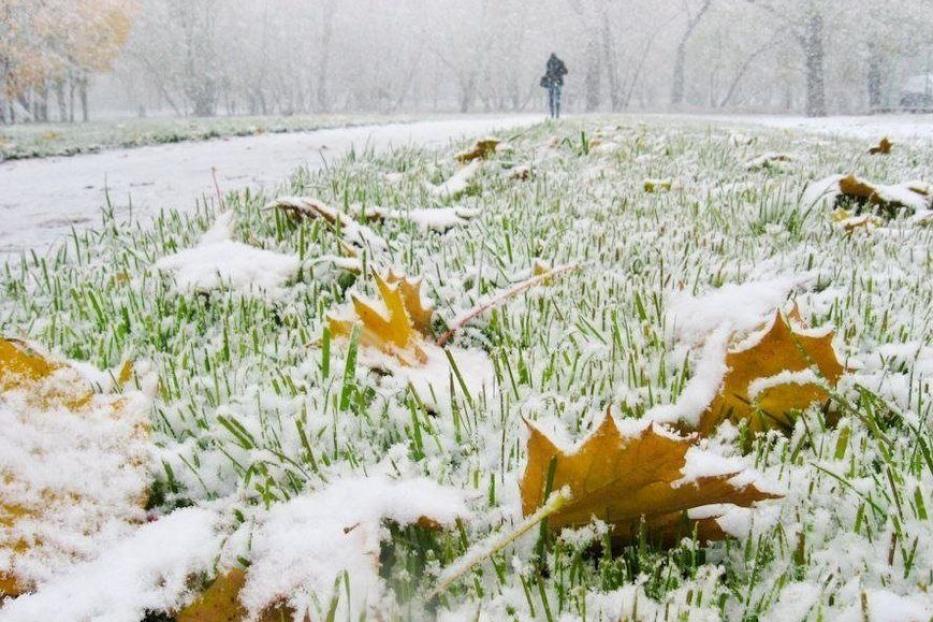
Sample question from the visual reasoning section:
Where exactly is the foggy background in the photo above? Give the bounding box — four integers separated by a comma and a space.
3, 0, 933, 124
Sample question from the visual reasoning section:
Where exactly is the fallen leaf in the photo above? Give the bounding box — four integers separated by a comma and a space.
327, 272, 429, 366
644, 178, 673, 193
837, 174, 929, 216
697, 312, 844, 436
384, 270, 434, 334
509, 165, 532, 181
267, 196, 387, 253
868, 137, 893, 155
520, 413, 780, 545
176, 568, 291, 622
745, 153, 793, 170
455, 137, 500, 163
0, 339, 150, 596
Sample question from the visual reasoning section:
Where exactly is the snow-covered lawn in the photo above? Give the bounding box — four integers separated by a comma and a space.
1, 116, 931, 621
0, 115, 538, 263
680, 112, 933, 143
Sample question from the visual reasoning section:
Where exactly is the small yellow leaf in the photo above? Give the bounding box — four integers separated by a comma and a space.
384, 270, 434, 334
327, 272, 429, 366
520, 413, 780, 545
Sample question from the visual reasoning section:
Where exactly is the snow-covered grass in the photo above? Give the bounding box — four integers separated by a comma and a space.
0, 113, 402, 161
1, 117, 932, 620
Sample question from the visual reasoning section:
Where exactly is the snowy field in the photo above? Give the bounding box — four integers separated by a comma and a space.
1, 116, 932, 621
0, 115, 538, 263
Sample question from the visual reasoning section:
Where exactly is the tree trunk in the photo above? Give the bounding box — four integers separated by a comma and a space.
602, 17, 622, 111
316, 1, 336, 112
78, 75, 90, 122
69, 79, 76, 122
671, 42, 687, 106
867, 43, 882, 111
584, 38, 601, 112
803, 11, 826, 117
55, 79, 67, 121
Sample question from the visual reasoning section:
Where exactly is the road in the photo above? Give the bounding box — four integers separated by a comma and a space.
0, 115, 539, 262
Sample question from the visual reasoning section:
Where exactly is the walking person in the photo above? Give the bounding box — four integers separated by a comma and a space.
540, 53, 568, 119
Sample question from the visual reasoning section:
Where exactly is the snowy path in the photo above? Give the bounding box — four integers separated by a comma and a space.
0, 115, 539, 262
668, 113, 933, 142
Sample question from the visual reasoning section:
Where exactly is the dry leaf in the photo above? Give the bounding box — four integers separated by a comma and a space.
644, 178, 673, 193
267, 196, 386, 253
837, 175, 929, 215
454, 137, 500, 163
868, 137, 893, 155
697, 312, 844, 436
832, 208, 882, 234
745, 153, 793, 170
327, 272, 430, 366
176, 568, 291, 622
509, 165, 532, 181
520, 413, 780, 545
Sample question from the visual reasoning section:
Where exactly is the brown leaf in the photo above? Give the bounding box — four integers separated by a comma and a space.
868, 137, 893, 155
454, 137, 500, 163
836, 174, 929, 215
697, 312, 844, 436
520, 413, 780, 545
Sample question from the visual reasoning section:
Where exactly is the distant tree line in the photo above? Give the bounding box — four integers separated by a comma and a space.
3, 0, 932, 123
0, 0, 135, 123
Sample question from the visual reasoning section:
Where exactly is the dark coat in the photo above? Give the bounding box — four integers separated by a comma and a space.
544, 55, 568, 87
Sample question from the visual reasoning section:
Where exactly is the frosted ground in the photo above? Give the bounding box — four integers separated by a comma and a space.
1, 115, 932, 621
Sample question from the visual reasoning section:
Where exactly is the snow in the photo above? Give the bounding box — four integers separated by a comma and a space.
0, 369, 151, 590
665, 275, 813, 347
1, 115, 539, 263
802, 174, 932, 212
428, 160, 482, 199
154, 212, 300, 293
747, 369, 821, 400
0, 508, 221, 622
239, 475, 467, 620
680, 113, 933, 143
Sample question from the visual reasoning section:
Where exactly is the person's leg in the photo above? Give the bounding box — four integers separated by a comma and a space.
548, 86, 556, 118
554, 85, 562, 119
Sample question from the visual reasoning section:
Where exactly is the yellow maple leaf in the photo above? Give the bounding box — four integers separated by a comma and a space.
697, 312, 844, 436
0, 338, 93, 409
327, 272, 429, 366
384, 269, 434, 335
0, 338, 148, 596
520, 413, 780, 545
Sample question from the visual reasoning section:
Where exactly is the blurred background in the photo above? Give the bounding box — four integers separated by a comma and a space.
2, 0, 933, 124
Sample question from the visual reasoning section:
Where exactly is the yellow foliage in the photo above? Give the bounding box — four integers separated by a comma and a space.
0, 338, 147, 596
327, 272, 430, 366
520, 413, 780, 545
697, 312, 844, 436
175, 568, 291, 622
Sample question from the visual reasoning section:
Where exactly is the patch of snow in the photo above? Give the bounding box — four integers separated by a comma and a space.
239, 475, 468, 620
154, 213, 300, 293
0, 508, 221, 622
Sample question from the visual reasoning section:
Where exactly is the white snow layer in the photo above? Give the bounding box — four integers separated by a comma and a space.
154, 212, 300, 292
239, 475, 468, 620
0, 508, 221, 622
